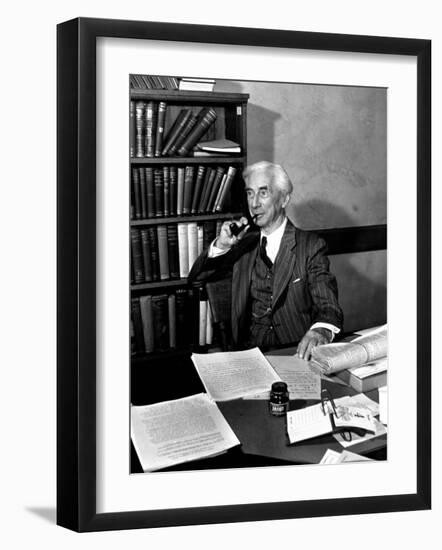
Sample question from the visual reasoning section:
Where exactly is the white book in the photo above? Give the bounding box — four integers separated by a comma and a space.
199, 300, 207, 346
176, 167, 185, 216
197, 225, 204, 255
177, 223, 189, 278
187, 222, 198, 271
205, 302, 213, 345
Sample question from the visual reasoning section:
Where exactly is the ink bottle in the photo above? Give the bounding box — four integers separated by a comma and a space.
269, 381, 289, 416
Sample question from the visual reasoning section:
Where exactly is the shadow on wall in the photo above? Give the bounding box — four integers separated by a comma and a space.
288, 199, 387, 333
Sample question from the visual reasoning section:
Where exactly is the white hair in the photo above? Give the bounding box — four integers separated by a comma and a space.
242, 161, 293, 195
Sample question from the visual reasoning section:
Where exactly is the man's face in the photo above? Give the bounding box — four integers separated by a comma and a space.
245, 171, 287, 231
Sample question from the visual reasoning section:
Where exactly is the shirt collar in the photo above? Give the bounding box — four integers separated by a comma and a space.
260, 216, 288, 249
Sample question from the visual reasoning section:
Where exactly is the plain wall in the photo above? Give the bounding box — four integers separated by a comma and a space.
217, 79, 387, 332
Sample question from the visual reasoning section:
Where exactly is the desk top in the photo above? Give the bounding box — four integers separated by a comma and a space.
130, 345, 387, 473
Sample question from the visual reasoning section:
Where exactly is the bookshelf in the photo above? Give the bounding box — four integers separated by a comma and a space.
130, 81, 249, 360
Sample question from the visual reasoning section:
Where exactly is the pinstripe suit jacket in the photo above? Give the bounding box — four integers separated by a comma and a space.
189, 220, 343, 348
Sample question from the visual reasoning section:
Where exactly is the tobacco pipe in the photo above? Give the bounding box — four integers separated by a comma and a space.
229, 215, 258, 237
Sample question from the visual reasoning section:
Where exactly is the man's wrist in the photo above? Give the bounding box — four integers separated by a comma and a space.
311, 327, 333, 343
214, 237, 231, 251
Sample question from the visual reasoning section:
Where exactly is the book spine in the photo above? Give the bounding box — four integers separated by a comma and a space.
167, 114, 198, 157
214, 166, 237, 212
212, 173, 227, 213
206, 167, 225, 212
177, 223, 189, 278
131, 297, 145, 352
144, 167, 155, 218
156, 225, 170, 280
199, 299, 208, 346
132, 167, 142, 219
130, 228, 144, 283
147, 227, 160, 281
206, 302, 213, 345
154, 101, 167, 157
144, 100, 156, 158
140, 75, 152, 89
168, 294, 176, 348
187, 222, 198, 272
139, 295, 154, 353
163, 166, 170, 217
153, 168, 164, 217
197, 224, 204, 255
182, 166, 195, 215
138, 167, 147, 219
152, 295, 169, 350
177, 107, 217, 157
135, 101, 145, 157
167, 225, 180, 278
197, 167, 215, 213
140, 228, 153, 282
169, 166, 177, 216
175, 289, 188, 347
130, 100, 136, 158
176, 167, 185, 216
161, 109, 190, 156
190, 165, 206, 214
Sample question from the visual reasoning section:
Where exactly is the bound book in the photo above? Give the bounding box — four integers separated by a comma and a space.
140, 228, 153, 282
206, 167, 225, 212
336, 357, 387, 393
153, 168, 164, 217
167, 114, 198, 157
195, 138, 241, 154
135, 101, 145, 158
167, 225, 180, 278
130, 100, 136, 157
213, 166, 237, 212
310, 325, 387, 376
161, 109, 192, 156
177, 223, 189, 278
197, 167, 216, 214
156, 225, 170, 280
177, 107, 217, 157
131, 393, 240, 472
144, 167, 155, 218
154, 101, 167, 157
187, 222, 198, 272
182, 166, 195, 215
169, 166, 177, 216
130, 229, 144, 284
144, 101, 157, 158
147, 227, 160, 281
151, 294, 169, 350
286, 393, 376, 444
139, 295, 154, 353
131, 168, 142, 219
138, 167, 147, 219
162, 166, 170, 217
176, 167, 185, 216
190, 165, 206, 214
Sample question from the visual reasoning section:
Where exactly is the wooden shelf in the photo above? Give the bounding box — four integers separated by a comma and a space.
131, 212, 243, 226
130, 89, 249, 103
131, 278, 189, 291
131, 156, 245, 165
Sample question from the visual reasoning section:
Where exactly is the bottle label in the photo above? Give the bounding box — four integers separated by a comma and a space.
269, 402, 288, 416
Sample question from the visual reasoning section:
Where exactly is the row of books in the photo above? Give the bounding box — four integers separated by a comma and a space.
130, 101, 219, 158
130, 74, 179, 90
130, 74, 215, 92
131, 220, 222, 284
131, 288, 214, 354
131, 164, 238, 219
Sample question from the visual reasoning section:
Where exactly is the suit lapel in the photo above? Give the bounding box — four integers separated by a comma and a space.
272, 221, 297, 307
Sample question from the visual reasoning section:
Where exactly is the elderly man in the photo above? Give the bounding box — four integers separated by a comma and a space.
188, 161, 343, 360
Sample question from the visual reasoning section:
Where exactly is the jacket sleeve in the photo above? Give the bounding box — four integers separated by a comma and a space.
306, 236, 344, 331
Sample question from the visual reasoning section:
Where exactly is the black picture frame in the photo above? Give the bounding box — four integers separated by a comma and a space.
57, 17, 431, 532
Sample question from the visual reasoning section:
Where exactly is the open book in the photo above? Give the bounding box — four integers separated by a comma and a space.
310, 325, 387, 375
131, 393, 240, 472
287, 400, 376, 444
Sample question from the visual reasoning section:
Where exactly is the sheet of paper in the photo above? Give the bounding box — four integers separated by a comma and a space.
333, 405, 376, 433
244, 355, 321, 400
286, 403, 331, 443
335, 393, 380, 416
320, 449, 372, 464
320, 449, 342, 464
333, 417, 387, 448
191, 347, 281, 401
131, 393, 240, 472
378, 385, 388, 424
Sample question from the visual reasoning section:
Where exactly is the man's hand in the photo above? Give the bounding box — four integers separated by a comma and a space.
297, 328, 332, 361
215, 217, 249, 250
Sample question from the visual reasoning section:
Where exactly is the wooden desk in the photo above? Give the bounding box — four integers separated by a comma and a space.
130, 348, 387, 473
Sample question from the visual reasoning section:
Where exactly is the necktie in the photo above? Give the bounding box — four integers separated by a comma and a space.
260, 236, 273, 269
